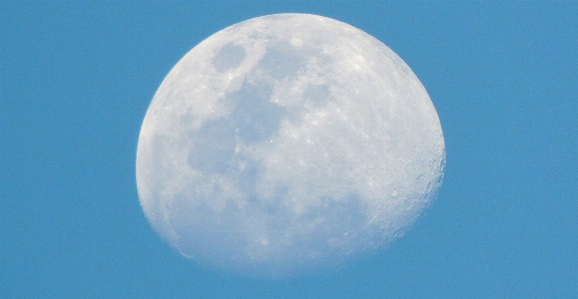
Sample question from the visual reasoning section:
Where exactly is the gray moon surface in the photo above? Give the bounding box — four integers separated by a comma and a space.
136, 13, 445, 278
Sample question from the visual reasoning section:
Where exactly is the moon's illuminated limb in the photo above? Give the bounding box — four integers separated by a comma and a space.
136, 13, 445, 278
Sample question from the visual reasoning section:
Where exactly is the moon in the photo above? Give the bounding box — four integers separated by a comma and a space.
136, 13, 445, 278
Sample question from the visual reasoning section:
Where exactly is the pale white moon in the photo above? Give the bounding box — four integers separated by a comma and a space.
136, 13, 445, 278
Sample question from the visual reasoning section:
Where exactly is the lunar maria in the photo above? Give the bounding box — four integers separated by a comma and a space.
136, 13, 445, 278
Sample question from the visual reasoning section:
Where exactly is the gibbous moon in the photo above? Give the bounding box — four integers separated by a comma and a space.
136, 13, 445, 278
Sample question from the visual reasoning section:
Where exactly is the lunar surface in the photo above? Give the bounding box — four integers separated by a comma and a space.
136, 13, 445, 278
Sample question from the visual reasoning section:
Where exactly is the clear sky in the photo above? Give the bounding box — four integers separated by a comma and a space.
1, 2, 577, 298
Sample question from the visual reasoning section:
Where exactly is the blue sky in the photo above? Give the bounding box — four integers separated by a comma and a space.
2, 2, 577, 298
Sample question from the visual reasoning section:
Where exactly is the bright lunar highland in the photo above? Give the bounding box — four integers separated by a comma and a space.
136, 13, 445, 278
